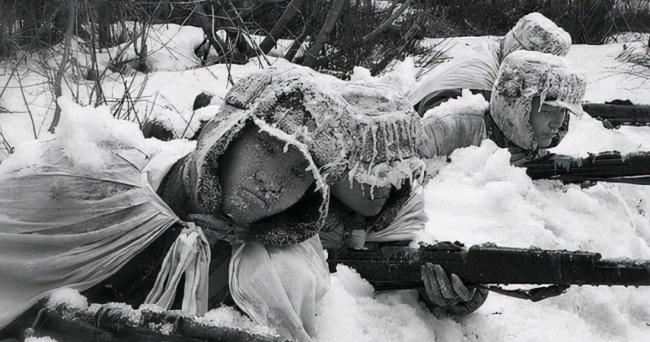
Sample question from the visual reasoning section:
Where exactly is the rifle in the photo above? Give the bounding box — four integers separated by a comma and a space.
522, 151, 650, 185
582, 103, 650, 127
16, 302, 288, 342
326, 242, 650, 300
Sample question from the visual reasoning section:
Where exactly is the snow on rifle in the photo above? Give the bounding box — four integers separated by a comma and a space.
22, 302, 288, 342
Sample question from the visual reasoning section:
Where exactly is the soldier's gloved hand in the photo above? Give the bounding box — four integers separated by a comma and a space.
419, 263, 488, 316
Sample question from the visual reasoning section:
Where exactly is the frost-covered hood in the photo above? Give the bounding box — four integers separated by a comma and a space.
181, 66, 423, 226
408, 12, 572, 107
337, 81, 425, 188
501, 12, 572, 59
490, 50, 587, 151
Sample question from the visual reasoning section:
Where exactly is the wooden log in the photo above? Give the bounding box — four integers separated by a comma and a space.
582, 103, 650, 126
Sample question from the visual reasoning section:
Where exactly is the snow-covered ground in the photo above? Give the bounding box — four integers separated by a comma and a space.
1, 24, 650, 341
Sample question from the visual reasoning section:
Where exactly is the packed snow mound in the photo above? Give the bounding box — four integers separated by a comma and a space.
422, 89, 489, 120
421, 140, 650, 341
350, 58, 418, 96
108, 23, 206, 72
553, 112, 650, 157
0, 98, 195, 188
315, 265, 437, 342
0, 97, 142, 174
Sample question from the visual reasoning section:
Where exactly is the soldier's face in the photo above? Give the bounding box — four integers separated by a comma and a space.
529, 97, 566, 148
219, 126, 314, 225
331, 179, 391, 217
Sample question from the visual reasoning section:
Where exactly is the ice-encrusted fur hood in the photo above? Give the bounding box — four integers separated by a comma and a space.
182, 65, 424, 227
407, 12, 572, 107
490, 50, 587, 151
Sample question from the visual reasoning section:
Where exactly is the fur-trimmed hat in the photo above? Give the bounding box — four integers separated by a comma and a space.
181, 66, 423, 232
501, 12, 572, 59
490, 50, 587, 151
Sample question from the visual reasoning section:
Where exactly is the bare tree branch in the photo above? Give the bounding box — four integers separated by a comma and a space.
362, 0, 411, 43
16, 71, 38, 139
303, 0, 347, 67
259, 0, 305, 54
48, 0, 76, 134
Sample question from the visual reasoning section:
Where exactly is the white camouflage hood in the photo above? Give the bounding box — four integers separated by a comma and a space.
408, 12, 572, 107
501, 12, 572, 59
183, 66, 423, 229
490, 50, 587, 151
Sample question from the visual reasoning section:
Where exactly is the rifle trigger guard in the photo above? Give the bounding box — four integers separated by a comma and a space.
483, 284, 570, 302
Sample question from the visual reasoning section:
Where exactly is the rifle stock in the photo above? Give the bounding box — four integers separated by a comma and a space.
326, 242, 650, 292
523, 151, 650, 185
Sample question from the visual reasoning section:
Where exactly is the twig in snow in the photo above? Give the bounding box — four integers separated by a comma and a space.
0, 53, 27, 100
0, 125, 14, 155
15, 71, 38, 139
82, 0, 106, 106
48, 0, 76, 133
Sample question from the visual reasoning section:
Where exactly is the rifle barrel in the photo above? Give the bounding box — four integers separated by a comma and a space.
523, 152, 650, 184
582, 103, 650, 126
327, 244, 650, 291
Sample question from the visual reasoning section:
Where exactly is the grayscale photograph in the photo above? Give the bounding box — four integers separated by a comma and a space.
0, 0, 649, 341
